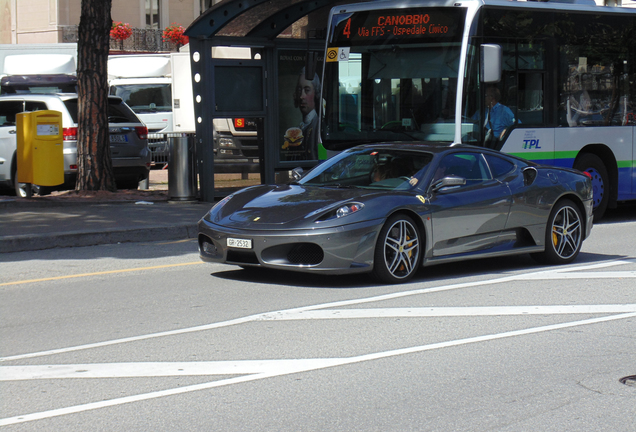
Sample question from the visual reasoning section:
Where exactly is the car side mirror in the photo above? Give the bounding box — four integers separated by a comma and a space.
431, 176, 466, 193
291, 167, 304, 181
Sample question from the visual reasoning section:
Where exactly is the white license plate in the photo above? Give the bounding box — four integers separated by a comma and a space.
110, 134, 128, 143
227, 238, 252, 249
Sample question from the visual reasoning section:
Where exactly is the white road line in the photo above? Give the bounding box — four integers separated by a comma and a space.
5, 304, 636, 381
261, 304, 636, 320
0, 359, 346, 380
516, 271, 636, 279
2, 312, 635, 426
2, 259, 634, 363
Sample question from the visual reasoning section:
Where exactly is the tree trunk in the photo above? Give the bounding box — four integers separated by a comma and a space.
76, 0, 116, 191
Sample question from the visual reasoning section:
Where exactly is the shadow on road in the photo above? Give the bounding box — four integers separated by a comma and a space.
209, 252, 631, 289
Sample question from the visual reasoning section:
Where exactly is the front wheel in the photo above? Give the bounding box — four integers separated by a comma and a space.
372, 214, 421, 284
532, 199, 583, 265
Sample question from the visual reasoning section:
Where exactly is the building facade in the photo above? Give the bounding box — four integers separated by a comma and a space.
1, 0, 212, 45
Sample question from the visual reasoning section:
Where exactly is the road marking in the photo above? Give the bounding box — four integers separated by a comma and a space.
0, 261, 204, 287
260, 304, 636, 320
2, 312, 635, 426
2, 259, 634, 363
0, 359, 346, 380
517, 271, 636, 279
4, 305, 636, 380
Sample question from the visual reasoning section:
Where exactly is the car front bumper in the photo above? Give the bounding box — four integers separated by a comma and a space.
198, 217, 385, 275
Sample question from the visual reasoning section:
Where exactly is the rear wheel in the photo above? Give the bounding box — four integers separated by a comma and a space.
532, 199, 583, 265
574, 153, 608, 222
372, 214, 421, 284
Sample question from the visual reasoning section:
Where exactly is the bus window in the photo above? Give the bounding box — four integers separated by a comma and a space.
517, 73, 544, 125
560, 46, 632, 127
322, 7, 466, 149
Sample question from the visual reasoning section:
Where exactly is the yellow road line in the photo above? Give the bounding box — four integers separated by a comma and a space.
0, 261, 204, 287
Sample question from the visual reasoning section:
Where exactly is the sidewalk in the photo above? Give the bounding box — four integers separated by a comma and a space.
0, 169, 209, 254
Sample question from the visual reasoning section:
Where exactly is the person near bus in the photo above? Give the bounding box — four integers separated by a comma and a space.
473, 86, 517, 147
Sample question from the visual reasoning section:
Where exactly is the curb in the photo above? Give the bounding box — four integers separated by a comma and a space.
0, 224, 199, 254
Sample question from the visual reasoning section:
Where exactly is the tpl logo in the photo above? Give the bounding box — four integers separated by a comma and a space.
523, 139, 541, 149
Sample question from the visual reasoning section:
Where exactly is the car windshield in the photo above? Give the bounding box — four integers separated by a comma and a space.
298, 147, 433, 190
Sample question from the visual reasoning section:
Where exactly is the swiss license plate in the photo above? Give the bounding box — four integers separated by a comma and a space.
110, 134, 128, 143
227, 238, 252, 249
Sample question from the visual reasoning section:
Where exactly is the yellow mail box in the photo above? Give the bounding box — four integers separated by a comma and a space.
16, 110, 64, 187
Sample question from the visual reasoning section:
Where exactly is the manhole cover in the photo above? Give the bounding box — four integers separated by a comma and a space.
619, 376, 636, 387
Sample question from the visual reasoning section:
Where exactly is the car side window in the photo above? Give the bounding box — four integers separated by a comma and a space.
0, 100, 24, 126
484, 154, 515, 178
433, 152, 491, 185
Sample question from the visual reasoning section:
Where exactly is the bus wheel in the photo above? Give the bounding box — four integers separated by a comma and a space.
574, 153, 608, 222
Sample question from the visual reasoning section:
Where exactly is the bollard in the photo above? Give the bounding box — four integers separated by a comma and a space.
168, 133, 197, 201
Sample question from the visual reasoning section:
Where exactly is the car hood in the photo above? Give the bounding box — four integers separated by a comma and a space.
212, 184, 379, 229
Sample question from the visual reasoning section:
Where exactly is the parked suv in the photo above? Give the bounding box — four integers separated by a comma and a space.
0, 93, 151, 196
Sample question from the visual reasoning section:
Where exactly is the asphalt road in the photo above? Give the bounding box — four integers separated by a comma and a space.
1, 207, 635, 431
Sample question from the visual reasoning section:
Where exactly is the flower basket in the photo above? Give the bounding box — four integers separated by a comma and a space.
163, 23, 189, 49
110, 21, 133, 41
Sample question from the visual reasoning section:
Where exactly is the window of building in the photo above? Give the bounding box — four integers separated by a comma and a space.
146, 0, 160, 29
201, 0, 213, 13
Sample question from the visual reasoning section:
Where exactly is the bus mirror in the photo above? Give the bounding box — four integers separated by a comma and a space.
481, 44, 502, 83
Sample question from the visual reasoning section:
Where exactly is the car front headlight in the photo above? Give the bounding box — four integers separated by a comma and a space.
316, 202, 364, 222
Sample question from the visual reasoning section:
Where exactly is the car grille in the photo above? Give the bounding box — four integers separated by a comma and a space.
287, 243, 324, 265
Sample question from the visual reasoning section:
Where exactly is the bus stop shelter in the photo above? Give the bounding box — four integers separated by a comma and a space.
185, 0, 362, 202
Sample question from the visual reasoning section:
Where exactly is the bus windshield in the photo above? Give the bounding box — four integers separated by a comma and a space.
321, 8, 467, 150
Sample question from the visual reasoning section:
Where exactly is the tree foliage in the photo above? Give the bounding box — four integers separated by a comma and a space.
76, 0, 116, 191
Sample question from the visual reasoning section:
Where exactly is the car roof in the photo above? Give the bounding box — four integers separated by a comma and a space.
0, 93, 123, 102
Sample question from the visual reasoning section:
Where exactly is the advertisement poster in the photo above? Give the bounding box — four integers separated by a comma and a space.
278, 50, 323, 162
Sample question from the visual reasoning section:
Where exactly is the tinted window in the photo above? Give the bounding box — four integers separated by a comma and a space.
25, 101, 48, 112
0, 100, 24, 125
484, 154, 515, 178
433, 152, 491, 184
63, 98, 140, 124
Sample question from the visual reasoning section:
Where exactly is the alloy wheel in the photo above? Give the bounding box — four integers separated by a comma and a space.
550, 205, 582, 260
382, 219, 420, 279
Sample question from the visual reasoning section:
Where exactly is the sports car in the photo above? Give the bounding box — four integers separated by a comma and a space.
198, 144, 594, 284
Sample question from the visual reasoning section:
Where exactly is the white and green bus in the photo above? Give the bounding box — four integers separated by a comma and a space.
320, 0, 636, 220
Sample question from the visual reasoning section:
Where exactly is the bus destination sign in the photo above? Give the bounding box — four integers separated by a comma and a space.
331, 8, 464, 46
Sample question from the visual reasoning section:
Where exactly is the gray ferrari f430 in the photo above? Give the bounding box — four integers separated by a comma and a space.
198, 144, 594, 284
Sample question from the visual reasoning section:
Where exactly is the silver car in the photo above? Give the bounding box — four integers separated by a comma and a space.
199, 144, 594, 284
0, 93, 151, 196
